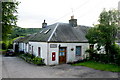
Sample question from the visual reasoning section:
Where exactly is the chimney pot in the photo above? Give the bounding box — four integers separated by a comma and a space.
42, 20, 47, 28
69, 16, 77, 27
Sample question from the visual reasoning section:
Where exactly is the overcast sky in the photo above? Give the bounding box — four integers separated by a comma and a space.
17, 0, 120, 28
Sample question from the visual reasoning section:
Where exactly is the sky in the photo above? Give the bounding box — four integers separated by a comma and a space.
17, 0, 120, 28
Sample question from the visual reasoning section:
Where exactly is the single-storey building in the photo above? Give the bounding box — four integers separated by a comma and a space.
13, 34, 37, 53
28, 16, 90, 65
22, 33, 37, 53
13, 37, 25, 52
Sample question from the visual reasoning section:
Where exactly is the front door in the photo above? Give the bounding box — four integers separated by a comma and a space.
15, 44, 19, 52
59, 47, 67, 64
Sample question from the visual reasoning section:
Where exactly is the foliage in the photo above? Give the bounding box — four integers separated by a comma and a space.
85, 49, 97, 60
19, 53, 44, 65
86, 9, 120, 54
32, 57, 43, 65
110, 44, 120, 55
72, 61, 120, 72
2, 1, 19, 41
85, 44, 120, 65
2, 43, 7, 50
10, 27, 41, 39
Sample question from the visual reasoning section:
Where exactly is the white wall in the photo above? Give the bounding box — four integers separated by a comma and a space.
26, 43, 29, 53
48, 43, 89, 65
23, 43, 29, 53
13, 43, 16, 51
29, 42, 48, 65
94, 44, 106, 54
19, 43, 24, 52
29, 42, 89, 65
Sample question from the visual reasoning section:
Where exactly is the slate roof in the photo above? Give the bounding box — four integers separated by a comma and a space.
29, 23, 89, 43
14, 33, 37, 43
23, 33, 37, 43
13, 37, 25, 43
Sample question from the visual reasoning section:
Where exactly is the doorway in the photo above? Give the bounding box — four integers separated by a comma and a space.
59, 47, 67, 64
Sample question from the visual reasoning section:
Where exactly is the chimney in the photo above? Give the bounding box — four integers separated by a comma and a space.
69, 16, 77, 27
42, 20, 47, 28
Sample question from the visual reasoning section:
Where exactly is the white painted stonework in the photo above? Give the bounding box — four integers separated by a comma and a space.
13, 43, 16, 51
29, 42, 89, 65
23, 43, 29, 53
48, 43, 89, 65
29, 42, 48, 65
19, 43, 24, 52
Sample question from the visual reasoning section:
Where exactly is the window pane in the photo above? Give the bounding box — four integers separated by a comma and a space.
60, 52, 65, 56
60, 48, 65, 51
76, 46, 81, 56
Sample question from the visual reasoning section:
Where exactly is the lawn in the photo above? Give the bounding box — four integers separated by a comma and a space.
72, 61, 120, 72
0, 49, 6, 51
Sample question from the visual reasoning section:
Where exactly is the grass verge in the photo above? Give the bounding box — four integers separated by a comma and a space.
0, 49, 6, 51
72, 61, 120, 72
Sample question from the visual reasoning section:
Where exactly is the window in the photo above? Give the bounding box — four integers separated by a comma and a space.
90, 45, 94, 49
40, 30, 43, 33
76, 46, 81, 56
38, 47, 41, 57
32, 46, 33, 54
44, 29, 51, 34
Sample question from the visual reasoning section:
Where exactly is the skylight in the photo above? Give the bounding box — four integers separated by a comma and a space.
44, 29, 51, 34
40, 30, 43, 33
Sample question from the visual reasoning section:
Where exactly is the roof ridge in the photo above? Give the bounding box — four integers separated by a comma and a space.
47, 23, 59, 42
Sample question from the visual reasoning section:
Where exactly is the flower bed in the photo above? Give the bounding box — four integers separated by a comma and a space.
19, 53, 45, 65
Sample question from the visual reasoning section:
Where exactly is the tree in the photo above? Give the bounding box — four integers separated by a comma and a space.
2, 1, 19, 41
86, 9, 120, 54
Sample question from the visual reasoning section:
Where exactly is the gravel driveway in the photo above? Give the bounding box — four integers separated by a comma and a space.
2, 55, 119, 78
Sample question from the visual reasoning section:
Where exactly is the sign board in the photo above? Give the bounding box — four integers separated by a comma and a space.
50, 44, 57, 48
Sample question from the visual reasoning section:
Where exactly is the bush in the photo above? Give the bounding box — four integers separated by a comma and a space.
19, 53, 44, 65
32, 57, 43, 65
85, 49, 97, 60
110, 44, 120, 55
8, 44, 13, 49
85, 44, 120, 65
2, 43, 7, 50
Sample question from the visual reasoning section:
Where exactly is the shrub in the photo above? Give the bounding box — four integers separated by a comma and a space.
19, 53, 44, 65
32, 57, 43, 65
8, 44, 13, 49
85, 49, 97, 60
2, 43, 7, 50
86, 44, 120, 65
110, 44, 120, 55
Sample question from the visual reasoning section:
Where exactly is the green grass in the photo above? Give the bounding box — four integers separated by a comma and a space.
0, 49, 6, 51
72, 61, 120, 72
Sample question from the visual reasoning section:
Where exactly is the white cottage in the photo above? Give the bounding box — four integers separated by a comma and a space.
22, 34, 37, 53
13, 34, 37, 53
28, 17, 90, 65
13, 37, 25, 52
